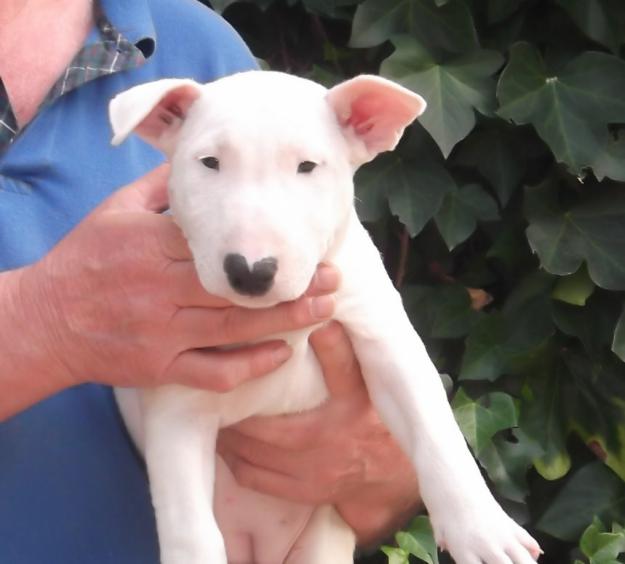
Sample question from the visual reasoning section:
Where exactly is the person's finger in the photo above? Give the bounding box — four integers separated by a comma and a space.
165, 261, 233, 308
217, 294, 335, 343
173, 294, 335, 348
309, 321, 363, 398
302, 264, 340, 297
217, 428, 305, 476
100, 164, 171, 213
154, 215, 194, 261
224, 409, 327, 450
164, 340, 292, 391
220, 452, 321, 505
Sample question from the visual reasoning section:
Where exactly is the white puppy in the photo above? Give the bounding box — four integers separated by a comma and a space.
110, 70, 541, 564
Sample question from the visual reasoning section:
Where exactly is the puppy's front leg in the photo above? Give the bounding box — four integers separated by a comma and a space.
345, 312, 539, 563
142, 387, 226, 564
334, 217, 540, 563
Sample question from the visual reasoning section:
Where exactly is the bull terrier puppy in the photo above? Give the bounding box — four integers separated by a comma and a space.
110, 70, 541, 564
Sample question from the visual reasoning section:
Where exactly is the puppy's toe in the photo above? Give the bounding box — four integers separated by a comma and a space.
505, 542, 540, 564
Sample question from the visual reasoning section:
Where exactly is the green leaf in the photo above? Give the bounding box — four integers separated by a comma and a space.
534, 451, 572, 483
525, 181, 625, 291
349, 0, 478, 53
435, 183, 499, 250
429, 285, 480, 338
459, 314, 519, 381
386, 157, 455, 236
497, 43, 625, 177
478, 432, 536, 502
452, 388, 517, 455
382, 36, 503, 157
453, 124, 529, 206
579, 517, 625, 563
593, 130, 625, 182
552, 293, 622, 356
580, 517, 607, 557
556, 0, 625, 53
552, 265, 595, 306
537, 462, 625, 541
394, 517, 439, 564
613, 307, 625, 363
402, 284, 480, 339
520, 364, 571, 480
573, 424, 625, 484
355, 132, 456, 236
460, 281, 554, 381
354, 153, 395, 223
561, 351, 625, 479
381, 546, 410, 564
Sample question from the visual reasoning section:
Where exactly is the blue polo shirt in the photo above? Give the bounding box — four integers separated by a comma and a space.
0, 1, 256, 561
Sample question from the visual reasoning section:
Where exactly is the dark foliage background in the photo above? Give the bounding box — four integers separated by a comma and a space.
202, 1, 625, 561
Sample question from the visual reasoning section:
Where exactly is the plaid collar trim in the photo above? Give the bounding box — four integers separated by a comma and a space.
0, 81, 18, 152
0, 3, 151, 155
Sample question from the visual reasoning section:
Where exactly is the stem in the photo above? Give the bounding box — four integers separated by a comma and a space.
395, 227, 410, 289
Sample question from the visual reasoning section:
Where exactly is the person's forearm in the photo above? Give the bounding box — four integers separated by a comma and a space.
0, 266, 71, 420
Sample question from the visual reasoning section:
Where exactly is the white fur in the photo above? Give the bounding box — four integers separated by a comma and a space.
110, 70, 540, 564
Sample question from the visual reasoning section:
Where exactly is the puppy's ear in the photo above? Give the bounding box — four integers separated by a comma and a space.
109, 79, 202, 156
326, 75, 426, 165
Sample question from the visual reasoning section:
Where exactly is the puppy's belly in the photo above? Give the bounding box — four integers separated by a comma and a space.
215, 457, 313, 564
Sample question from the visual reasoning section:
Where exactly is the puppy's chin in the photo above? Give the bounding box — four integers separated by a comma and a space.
196, 278, 308, 309
223, 286, 306, 309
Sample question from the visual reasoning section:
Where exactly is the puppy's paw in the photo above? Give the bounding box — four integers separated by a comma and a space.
432, 506, 541, 564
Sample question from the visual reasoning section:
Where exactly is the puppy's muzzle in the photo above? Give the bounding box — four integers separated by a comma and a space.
223, 253, 278, 296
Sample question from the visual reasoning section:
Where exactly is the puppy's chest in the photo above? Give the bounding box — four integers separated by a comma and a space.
217, 326, 329, 427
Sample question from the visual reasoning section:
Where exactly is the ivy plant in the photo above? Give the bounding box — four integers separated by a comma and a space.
205, 0, 625, 561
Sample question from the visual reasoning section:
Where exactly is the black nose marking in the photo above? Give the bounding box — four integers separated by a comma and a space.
223, 253, 278, 296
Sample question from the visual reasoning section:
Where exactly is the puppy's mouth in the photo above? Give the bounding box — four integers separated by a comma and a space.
222, 286, 302, 310
193, 254, 311, 309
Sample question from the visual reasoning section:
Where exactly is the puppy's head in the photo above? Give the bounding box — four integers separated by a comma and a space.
110, 71, 425, 307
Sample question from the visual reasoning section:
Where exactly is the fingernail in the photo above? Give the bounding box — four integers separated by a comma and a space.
314, 264, 339, 292
310, 295, 335, 319
273, 345, 293, 366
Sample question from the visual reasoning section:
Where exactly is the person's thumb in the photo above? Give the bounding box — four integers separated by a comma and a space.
99, 164, 171, 213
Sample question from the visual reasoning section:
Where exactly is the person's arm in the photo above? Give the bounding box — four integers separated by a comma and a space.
0, 166, 339, 421
0, 266, 73, 415
218, 321, 422, 547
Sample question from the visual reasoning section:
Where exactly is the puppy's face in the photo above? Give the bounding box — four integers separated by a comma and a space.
110, 71, 426, 307
168, 74, 355, 308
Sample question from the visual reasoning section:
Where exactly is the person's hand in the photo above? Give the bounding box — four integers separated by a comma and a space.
6, 165, 339, 406
217, 321, 422, 547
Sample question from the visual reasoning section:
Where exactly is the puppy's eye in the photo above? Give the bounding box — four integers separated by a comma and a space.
297, 161, 317, 174
199, 156, 220, 170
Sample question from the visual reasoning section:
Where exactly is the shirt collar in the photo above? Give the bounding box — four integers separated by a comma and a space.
96, 0, 156, 57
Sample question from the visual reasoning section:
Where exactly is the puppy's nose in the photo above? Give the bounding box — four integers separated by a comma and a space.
223, 253, 278, 296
